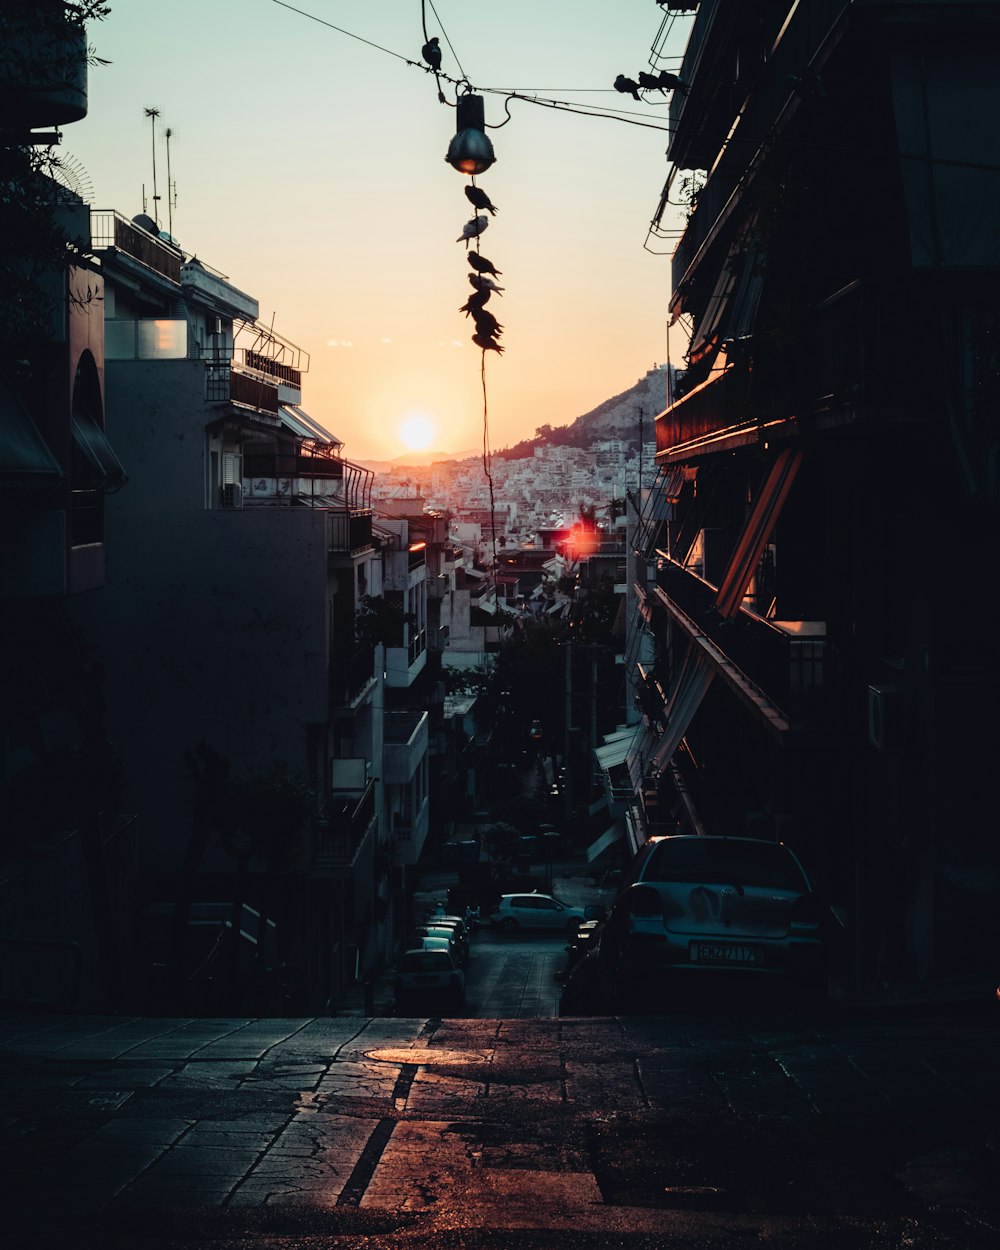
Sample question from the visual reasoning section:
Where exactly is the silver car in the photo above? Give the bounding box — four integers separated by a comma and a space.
394, 945, 465, 1010
596, 835, 827, 1000
489, 892, 589, 933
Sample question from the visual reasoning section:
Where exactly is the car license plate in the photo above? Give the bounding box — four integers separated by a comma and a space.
415, 974, 438, 985
692, 942, 759, 964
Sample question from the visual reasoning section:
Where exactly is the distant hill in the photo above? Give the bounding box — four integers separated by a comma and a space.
494, 365, 669, 461
359, 448, 480, 473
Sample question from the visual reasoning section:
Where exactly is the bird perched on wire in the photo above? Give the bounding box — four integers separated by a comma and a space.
614, 74, 642, 101
637, 71, 665, 93
472, 308, 503, 339
464, 184, 498, 216
460, 290, 491, 315
422, 37, 442, 71
473, 331, 504, 354
657, 69, 688, 93
467, 252, 502, 278
457, 215, 489, 246
469, 273, 504, 295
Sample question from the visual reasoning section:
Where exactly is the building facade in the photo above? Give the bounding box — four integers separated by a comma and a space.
626, 0, 1000, 995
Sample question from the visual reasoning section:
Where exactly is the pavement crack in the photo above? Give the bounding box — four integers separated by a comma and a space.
335, 1116, 397, 1207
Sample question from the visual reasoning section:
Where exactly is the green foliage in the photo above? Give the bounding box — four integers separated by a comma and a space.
354, 594, 414, 648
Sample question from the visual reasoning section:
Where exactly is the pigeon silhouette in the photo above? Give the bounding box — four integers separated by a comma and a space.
457, 215, 489, 246
459, 290, 491, 315
472, 309, 503, 338
422, 37, 441, 71
472, 331, 504, 354
614, 74, 642, 101
468, 252, 502, 278
657, 69, 688, 93
637, 71, 665, 93
469, 274, 504, 294
464, 184, 498, 216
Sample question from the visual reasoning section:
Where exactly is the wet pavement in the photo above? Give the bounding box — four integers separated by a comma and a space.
1, 1002, 998, 1249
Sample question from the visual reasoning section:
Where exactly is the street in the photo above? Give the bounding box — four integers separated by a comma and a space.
1, 999, 997, 1250
394, 930, 569, 1019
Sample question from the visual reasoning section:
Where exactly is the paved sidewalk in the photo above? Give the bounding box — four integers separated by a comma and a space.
1, 1005, 997, 1249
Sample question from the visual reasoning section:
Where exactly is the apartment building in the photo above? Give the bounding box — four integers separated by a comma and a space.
62, 211, 395, 1010
626, 0, 1000, 994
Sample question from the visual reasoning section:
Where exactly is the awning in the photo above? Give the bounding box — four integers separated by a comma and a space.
650, 649, 715, 777
279, 404, 342, 446
0, 381, 64, 491
595, 728, 639, 770
586, 824, 623, 864
71, 413, 128, 492
714, 447, 803, 618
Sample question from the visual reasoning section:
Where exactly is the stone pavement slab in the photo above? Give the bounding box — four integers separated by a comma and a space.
1, 1008, 997, 1249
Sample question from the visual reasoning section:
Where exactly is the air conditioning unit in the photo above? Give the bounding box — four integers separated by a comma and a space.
867, 684, 903, 751
220, 483, 243, 509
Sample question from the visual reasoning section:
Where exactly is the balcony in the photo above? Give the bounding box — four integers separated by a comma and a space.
656, 367, 757, 461
385, 627, 427, 688
205, 365, 279, 414
310, 774, 375, 871
651, 556, 827, 725
90, 210, 182, 285
327, 509, 374, 555
330, 642, 376, 708
383, 710, 429, 784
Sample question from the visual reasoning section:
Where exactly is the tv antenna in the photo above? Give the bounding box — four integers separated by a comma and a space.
143, 106, 161, 226
164, 126, 177, 240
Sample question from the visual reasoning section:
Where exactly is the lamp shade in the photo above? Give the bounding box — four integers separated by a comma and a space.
445, 94, 496, 175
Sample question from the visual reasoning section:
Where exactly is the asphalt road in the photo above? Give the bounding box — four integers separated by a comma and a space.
393, 930, 570, 1019
2, 999, 998, 1250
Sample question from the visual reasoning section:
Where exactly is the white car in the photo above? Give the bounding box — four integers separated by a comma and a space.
489, 892, 589, 933
394, 945, 465, 1010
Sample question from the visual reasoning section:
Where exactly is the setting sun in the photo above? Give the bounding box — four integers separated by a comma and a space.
399, 413, 436, 451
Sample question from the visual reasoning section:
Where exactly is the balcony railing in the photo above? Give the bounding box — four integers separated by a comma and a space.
327, 509, 374, 554
90, 210, 182, 284
330, 642, 376, 706
204, 365, 279, 413
310, 780, 375, 868
242, 349, 302, 390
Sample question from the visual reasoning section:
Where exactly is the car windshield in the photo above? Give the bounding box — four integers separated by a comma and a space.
400, 950, 452, 973
641, 839, 807, 891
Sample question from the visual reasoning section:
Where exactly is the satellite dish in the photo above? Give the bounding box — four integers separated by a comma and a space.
50, 153, 94, 204
131, 213, 158, 234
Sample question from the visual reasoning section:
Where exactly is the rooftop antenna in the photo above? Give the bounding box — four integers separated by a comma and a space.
164, 125, 176, 239
143, 106, 161, 227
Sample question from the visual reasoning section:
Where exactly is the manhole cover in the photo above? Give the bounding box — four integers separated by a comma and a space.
366, 1048, 489, 1066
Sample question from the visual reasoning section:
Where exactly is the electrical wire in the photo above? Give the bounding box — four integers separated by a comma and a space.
271, 0, 416, 64
427, 0, 467, 82
481, 350, 499, 597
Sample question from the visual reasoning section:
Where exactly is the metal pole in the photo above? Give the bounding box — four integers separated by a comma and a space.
564, 642, 573, 824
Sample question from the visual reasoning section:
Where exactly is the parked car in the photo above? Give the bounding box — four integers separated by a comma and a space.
560, 918, 603, 981
409, 923, 468, 965
394, 946, 465, 1010
489, 891, 593, 933
595, 835, 828, 1004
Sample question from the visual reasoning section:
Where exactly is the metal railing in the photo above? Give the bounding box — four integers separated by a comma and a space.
90, 210, 182, 284
310, 781, 376, 867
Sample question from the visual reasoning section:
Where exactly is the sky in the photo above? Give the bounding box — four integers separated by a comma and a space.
68, 1, 694, 463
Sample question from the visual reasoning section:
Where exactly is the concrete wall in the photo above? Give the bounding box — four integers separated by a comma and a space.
71, 358, 331, 874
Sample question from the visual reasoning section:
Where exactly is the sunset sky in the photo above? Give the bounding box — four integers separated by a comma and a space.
70, 2, 694, 462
